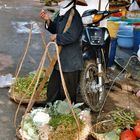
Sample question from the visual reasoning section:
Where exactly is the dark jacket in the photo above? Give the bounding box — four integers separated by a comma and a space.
46, 8, 84, 72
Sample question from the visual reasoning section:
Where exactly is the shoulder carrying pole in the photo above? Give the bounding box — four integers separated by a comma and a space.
28, 9, 75, 111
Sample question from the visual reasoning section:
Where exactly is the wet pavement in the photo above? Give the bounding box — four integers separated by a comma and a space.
0, 0, 51, 139
0, 0, 140, 140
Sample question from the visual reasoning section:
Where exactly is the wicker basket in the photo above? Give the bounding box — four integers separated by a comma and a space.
9, 89, 47, 104
90, 113, 117, 140
9, 68, 48, 104
16, 127, 22, 140
127, 11, 140, 18
16, 124, 91, 140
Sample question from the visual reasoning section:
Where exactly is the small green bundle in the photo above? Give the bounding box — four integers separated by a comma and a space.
110, 108, 136, 130
13, 72, 47, 98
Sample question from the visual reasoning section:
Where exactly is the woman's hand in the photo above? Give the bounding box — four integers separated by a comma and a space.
40, 9, 50, 21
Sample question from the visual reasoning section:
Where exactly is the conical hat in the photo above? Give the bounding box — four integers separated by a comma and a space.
76, 0, 88, 6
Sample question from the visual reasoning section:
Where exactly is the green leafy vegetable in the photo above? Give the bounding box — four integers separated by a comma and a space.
13, 72, 47, 98
110, 108, 136, 129
48, 100, 83, 116
104, 130, 120, 140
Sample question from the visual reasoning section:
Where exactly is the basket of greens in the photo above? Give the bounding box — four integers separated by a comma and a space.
91, 108, 136, 140
16, 100, 92, 140
9, 70, 48, 104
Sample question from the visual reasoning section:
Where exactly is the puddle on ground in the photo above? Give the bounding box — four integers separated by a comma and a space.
11, 21, 42, 34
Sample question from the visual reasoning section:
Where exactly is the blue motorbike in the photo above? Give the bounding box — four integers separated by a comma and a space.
80, 9, 120, 112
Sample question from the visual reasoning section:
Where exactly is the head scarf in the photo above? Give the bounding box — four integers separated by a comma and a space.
58, 0, 74, 16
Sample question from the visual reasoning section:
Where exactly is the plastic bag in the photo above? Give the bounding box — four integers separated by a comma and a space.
0, 74, 15, 88
137, 45, 140, 61
136, 90, 140, 97
129, 1, 140, 11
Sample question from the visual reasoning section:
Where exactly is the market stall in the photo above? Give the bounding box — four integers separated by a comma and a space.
107, 0, 140, 67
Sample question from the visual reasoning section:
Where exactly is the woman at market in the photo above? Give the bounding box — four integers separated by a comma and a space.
40, 0, 87, 104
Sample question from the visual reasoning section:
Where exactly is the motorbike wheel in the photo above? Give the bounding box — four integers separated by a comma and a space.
80, 60, 106, 112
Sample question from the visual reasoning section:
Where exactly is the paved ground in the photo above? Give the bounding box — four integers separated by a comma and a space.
0, 0, 51, 139
0, 0, 140, 140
